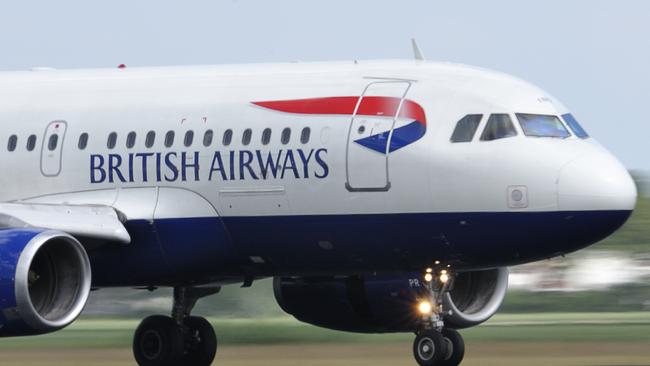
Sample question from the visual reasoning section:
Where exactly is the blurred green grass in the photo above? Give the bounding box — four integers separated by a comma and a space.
3, 313, 650, 350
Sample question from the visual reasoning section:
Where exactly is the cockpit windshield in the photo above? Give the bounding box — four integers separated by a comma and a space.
516, 113, 570, 139
480, 114, 517, 141
562, 113, 589, 139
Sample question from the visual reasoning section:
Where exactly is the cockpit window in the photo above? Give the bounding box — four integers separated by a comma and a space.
450, 114, 482, 143
480, 114, 517, 141
562, 113, 589, 139
516, 113, 570, 139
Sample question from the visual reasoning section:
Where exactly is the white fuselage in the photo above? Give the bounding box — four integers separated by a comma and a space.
0, 60, 636, 283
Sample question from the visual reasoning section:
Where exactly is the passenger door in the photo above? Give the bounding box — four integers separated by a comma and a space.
345, 81, 411, 192
40, 120, 67, 177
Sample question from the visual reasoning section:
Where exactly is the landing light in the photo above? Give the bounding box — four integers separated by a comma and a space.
418, 301, 432, 315
439, 270, 450, 284
424, 273, 433, 282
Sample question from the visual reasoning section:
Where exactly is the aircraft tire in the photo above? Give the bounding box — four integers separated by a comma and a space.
413, 330, 447, 365
133, 315, 184, 366
183, 316, 218, 366
440, 329, 465, 366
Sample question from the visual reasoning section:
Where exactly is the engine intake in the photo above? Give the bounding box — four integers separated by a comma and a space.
0, 229, 91, 336
443, 267, 509, 329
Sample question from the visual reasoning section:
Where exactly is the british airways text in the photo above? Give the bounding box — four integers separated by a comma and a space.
90, 148, 329, 184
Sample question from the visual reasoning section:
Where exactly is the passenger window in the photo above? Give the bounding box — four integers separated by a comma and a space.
165, 131, 175, 148
203, 130, 214, 147
7, 135, 17, 152
145, 131, 155, 148
562, 114, 589, 139
223, 129, 233, 146
261, 128, 271, 145
480, 114, 517, 141
107, 132, 117, 149
78, 133, 88, 150
126, 131, 136, 148
26, 134, 37, 151
450, 114, 482, 143
48, 134, 59, 151
300, 127, 311, 144
281, 128, 291, 145
242, 128, 252, 146
184, 130, 194, 147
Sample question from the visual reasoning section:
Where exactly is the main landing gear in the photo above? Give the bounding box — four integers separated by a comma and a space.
413, 266, 466, 366
133, 286, 220, 366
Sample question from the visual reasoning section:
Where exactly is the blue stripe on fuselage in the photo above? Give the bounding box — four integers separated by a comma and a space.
88, 210, 631, 287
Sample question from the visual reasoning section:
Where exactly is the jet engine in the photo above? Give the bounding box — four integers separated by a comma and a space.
442, 267, 509, 329
0, 229, 91, 336
273, 268, 508, 333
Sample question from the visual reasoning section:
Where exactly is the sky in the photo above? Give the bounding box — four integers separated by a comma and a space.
0, 0, 648, 169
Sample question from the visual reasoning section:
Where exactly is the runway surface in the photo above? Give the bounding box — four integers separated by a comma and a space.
2, 314, 650, 365
2, 342, 650, 366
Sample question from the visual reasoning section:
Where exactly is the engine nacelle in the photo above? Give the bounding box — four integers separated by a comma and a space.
0, 229, 91, 337
442, 267, 509, 329
274, 268, 508, 333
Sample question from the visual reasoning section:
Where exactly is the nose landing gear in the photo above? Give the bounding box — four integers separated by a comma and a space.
414, 329, 446, 365
413, 267, 465, 366
132, 286, 220, 366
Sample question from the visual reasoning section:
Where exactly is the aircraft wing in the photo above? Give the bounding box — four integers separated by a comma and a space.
0, 202, 131, 245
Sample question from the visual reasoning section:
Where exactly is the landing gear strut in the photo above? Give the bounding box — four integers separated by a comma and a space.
133, 286, 220, 366
413, 267, 465, 366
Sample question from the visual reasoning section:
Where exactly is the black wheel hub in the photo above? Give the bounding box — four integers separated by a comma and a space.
417, 336, 436, 361
140, 330, 163, 360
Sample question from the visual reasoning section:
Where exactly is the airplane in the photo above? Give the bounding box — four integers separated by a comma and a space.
0, 55, 637, 366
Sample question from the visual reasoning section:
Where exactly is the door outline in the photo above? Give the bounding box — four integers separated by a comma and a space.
345, 81, 412, 192
40, 120, 67, 177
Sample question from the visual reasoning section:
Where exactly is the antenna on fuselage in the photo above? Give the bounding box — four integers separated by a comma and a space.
411, 38, 425, 61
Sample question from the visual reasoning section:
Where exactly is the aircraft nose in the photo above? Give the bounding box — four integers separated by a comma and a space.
558, 151, 637, 212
